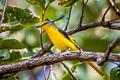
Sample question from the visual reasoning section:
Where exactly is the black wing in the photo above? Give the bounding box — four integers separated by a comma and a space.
58, 29, 71, 41
58, 29, 80, 49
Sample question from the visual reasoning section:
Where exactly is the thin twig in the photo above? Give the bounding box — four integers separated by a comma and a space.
79, 0, 88, 26
40, 1, 51, 49
107, 0, 120, 16
47, 65, 52, 80
109, 17, 120, 23
40, 9, 45, 49
40, 29, 44, 49
101, 6, 111, 22
61, 62, 78, 80
44, 66, 47, 80
98, 36, 120, 65
64, 6, 73, 31
0, 0, 7, 26
41, 1, 50, 22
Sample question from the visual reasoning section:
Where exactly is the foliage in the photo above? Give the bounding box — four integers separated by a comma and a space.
0, 39, 24, 49
110, 65, 120, 80
3, 6, 40, 25
58, 0, 78, 7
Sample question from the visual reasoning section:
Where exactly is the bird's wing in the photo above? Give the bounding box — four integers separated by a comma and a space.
58, 29, 80, 50
68, 35, 79, 46
68, 35, 80, 49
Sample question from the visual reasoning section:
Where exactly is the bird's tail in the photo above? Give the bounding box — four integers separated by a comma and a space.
67, 36, 104, 77
75, 48, 104, 77
85, 61, 104, 77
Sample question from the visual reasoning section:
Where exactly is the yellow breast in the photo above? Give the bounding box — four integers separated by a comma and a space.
45, 27, 78, 51
40, 22, 78, 51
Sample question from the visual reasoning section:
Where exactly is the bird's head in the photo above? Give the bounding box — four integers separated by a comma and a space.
36, 20, 55, 30
36, 15, 64, 30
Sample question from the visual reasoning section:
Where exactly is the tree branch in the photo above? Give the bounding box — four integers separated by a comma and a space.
0, 51, 120, 79
98, 35, 120, 65
107, 0, 120, 16
101, 6, 111, 22
68, 20, 120, 35
64, 5, 73, 31
32, 42, 53, 58
40, 0, 51, 49
61, 62, 78, 80
79, 0, 88, 26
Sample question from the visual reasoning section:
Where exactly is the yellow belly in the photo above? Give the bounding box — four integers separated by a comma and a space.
47, 29, 78, 51
49, 34, 68, 50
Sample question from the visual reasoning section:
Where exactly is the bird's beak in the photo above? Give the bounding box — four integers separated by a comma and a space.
36, 21, 49, 28
36, 25, 42, 28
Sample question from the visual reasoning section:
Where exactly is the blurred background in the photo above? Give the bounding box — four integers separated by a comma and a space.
0, 0, 120, 80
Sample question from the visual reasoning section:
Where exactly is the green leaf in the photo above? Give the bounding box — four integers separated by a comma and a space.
9, 24, 25, 33
8, 51, 22, 62
26, 0, 46, 10
0, 50, 22, 64
110, 67, 120, 80
62, 62, 81, 80
1, 6, 40, 33
0, 49, 10, 59
71, 62, 81, 70
3, 6, 40, 26
0, 39, 24, 49
58, 0, 78, 7
0, 24, 24, 33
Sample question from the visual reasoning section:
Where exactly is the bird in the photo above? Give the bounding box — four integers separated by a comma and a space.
36, 20, 104, 77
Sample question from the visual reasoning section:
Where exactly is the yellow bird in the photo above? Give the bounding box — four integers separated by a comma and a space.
36, 20, 104, 77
